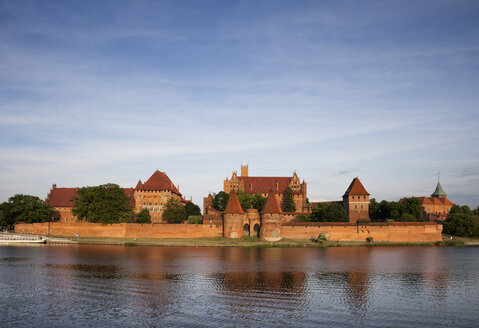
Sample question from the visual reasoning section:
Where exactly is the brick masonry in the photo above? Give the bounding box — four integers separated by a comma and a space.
15, 221, 442, 243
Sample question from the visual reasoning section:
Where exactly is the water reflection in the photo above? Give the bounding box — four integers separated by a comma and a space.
0, 245, 477, 327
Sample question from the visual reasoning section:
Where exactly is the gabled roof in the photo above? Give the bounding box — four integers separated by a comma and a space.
415, 196, 453, 206
343, 177, 369, 196
431, 181, 447, 198
238, 176, 292, 194
224, 191, 244, 214
138, 170, 182, 196
46, 186, 136, 208
135, 180, 143, 189
417, 197, 433, 205
261, 193, 283, 214
46, 188, 78, 207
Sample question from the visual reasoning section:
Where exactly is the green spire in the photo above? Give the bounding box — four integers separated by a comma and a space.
431, 181, 447, 198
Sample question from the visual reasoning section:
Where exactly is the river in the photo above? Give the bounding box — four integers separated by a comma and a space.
0, 245, 478, 327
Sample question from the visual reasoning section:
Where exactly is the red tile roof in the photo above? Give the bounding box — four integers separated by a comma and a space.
46, 187, 136, 208
261, 193, 283, 214
46, 188, 78, 207
224, 191, 244, 214
415, 196, 453, 206
135, 180, 143, 189
239, 176, 292, 194
343, 177, 369, 196
138, 170, 182, 196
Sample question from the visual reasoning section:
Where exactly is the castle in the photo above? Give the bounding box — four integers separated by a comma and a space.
411, 180, 453, 221
46, 170, 189, 223
36, 165, 450, 243
223, 165, 309, 212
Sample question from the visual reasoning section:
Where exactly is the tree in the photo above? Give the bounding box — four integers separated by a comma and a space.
237, 191, 266, 211
72, 183, 133, 224
0, 195, 54, 226
187, 215, 203, 224
135, 209, 151, 224
162, 197, 187, 223
443, 206, 479, 237
281, 187, 296, 212
185, 202, 201, 217
399, 197, 423, 221
212, 191, 230, 211
369, 198, 380, 220
310, 203, 349, 222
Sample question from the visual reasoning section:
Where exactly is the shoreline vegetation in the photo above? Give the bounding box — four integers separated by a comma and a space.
18, 234, 478, 248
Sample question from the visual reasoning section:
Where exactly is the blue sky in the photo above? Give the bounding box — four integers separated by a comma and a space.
1, 0, 478, 208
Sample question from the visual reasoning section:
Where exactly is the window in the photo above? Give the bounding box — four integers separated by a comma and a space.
149, 202, 152, 205
355, 205, 357, 209
352, 196, 355, 199
155, 201, 158, 206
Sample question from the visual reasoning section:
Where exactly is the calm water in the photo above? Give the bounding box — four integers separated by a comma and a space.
0, 245, 478, 327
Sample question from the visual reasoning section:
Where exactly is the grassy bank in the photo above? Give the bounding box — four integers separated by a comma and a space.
44, 235, 447, 248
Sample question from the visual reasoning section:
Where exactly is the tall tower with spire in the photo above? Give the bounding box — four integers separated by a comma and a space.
431, 180, 447, 199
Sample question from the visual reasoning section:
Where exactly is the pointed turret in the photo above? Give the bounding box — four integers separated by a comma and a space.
135, 180, 143, 190
431, 181, 447, 198
343, 177, 369, 196
261, 192, 283, 214
224, 191, 244, 214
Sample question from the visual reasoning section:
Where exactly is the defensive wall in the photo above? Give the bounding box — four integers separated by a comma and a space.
15, 221, 443, 242
281, 222, 442, 243
14, 222, 223, 239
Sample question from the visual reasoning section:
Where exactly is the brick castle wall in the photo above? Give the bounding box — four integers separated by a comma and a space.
281, 222, 442, 243
15, 222, 223, 239
15, 221, 442, 243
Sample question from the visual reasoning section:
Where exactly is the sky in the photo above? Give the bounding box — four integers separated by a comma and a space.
1, 0, 478, 209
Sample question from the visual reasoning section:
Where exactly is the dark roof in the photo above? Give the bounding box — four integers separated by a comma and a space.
46, 187, 136, 208
46, 188, 78, 207
343, 178, 369, 196
224, 191, 244, 214
138, 170, 182, 196
239, 176, 292, 194
261, 193, 283, 214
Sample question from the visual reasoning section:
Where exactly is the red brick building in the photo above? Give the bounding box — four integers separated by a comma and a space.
46, 170, 188, 223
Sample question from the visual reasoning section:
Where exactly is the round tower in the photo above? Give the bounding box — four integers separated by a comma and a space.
223, 191, 245, 238
260, 192, 283, 241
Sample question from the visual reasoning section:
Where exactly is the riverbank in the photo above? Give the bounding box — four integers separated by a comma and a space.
36, 235, 476, 247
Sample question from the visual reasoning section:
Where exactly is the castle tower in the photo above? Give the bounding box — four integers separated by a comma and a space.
260, 192, 283, 241
223, 191, 245, 238
342, 177, 370, 223
431, 180, 447, 199
241, 164, 249, 177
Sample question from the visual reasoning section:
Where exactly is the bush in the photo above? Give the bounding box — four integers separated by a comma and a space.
135, 209, 151, 224
317, 233, 328, 242
295, 214, 310, 221
366, 236, 374, 243
187, 215, 203, 224
399, 213, 417, 222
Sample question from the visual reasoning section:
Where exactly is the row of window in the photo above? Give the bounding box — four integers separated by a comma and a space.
351, 196, 367, 200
